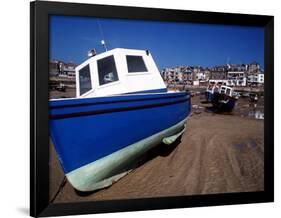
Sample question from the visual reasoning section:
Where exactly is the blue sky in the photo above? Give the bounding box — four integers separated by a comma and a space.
50, 15, 264, 69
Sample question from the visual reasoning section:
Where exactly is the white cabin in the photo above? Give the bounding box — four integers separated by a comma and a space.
207, 83, 235, 97
75, 48, 166, 98
219, 85, 234, 97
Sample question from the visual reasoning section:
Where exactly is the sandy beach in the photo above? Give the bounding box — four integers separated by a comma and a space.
49, 94, 264, 203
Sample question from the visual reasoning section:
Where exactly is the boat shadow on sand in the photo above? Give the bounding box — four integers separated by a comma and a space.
199, 100, 234, 115
204, 106, 234, 115
74, 137, 182, 197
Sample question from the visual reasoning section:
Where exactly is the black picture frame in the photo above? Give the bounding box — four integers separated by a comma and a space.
30, 1, 274, 217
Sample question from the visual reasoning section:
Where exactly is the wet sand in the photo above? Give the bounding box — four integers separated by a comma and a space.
49, 95, 264, 203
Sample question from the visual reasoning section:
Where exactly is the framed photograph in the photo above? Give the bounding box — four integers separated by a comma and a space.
30, 1, 274, 217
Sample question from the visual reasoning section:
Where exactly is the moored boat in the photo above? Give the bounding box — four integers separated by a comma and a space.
211, 85, 238, 112
249, 93, 259, 103
49, 48, 191, 191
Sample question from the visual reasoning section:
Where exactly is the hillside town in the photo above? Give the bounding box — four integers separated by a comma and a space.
161, 62, 264, 87
48, 60, 264, 99
49, 60, 77, 94
49, 60, 264, 90
49, 60, 77, 78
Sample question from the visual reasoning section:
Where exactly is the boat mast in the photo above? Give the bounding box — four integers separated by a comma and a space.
97, 19, 108, 52
101, 40, 107, 52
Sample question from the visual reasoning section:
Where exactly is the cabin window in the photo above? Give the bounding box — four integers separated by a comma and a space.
220, 87, 226, 94
79, 65, 92, 95
97, 55, 119, 85
226, 89, 231, 95
126, 55, 148, 73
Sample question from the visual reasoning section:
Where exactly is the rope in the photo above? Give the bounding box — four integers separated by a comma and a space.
97, 18, 105, 41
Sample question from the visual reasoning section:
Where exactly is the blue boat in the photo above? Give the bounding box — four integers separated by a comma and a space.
206, 84, 238, 112
49, 48, 191, 191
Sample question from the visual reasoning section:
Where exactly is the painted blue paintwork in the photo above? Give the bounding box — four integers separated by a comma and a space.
50, 89, 180, 108
216, 97, 236, 112
49, 91, 190, 173
210, 93, 237, 112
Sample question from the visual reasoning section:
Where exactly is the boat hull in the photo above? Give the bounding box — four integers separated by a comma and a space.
211, 93, 237, 112
49, 91, 190, 191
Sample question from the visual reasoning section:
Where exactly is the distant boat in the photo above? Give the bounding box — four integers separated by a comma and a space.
205, 84, 238, 112
249, 93, 259, 103
49, 48, 191, 192
212, 85, 238, 112
241, 92, 250, 98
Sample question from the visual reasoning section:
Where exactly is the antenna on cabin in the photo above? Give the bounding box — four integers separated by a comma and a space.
97, 18, 108, 52
101, 40, 107, 52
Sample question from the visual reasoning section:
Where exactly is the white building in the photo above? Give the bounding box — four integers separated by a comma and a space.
195, 72, 205, 80
209, 79, 228, 85
226, 71, 247, 86
247, 73, 264, 85
258, 73, 264, 84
